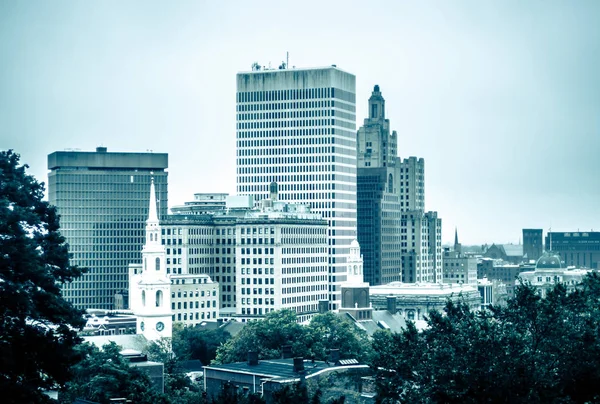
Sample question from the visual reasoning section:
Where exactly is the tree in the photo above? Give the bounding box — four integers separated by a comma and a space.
210, 382, 265, 404
305, 312, 372, 362
172, 323, 231, 365
371, 274, 600, 403
0, 150, 85, 403
60, 342, 169, 404
145, 336, 206, 404
213, 309, 310, 364
213, 310, 372, 365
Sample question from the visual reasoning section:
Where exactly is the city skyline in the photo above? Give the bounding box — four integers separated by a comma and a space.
2, 1, 600, 245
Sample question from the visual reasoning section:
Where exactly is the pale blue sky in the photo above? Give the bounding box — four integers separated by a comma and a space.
1, 1, 599, 245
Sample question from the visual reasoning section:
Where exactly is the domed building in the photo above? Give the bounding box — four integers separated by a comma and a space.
519, 250, 592, 297
535, 251, 563, 270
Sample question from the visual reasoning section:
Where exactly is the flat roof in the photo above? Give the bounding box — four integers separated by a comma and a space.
48, 148, 168, 170
205, 358, 348, 380
237, 65, 354, 75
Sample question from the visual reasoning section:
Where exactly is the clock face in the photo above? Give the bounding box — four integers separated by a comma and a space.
156, 321, 165, 332
140, 321, 145, 331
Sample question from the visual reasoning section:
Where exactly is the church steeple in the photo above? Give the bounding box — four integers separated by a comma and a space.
144, 178, 161, 250
147, 177, 159, 224
132, 179, 172, 341
454, 227, 462, 254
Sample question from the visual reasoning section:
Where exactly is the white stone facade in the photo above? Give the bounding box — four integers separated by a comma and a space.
236, 66, 357, 310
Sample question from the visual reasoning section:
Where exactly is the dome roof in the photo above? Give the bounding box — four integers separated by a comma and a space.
350, 239, 360, 248
535, 251, 562, 270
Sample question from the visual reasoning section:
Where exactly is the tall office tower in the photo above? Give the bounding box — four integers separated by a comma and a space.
357, 86, 440, 285
236, 66, 357, 310
48, 147, 168, 310
523, 228, 543, 261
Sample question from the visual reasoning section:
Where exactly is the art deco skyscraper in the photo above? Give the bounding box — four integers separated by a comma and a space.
236, 66, 357, 310
48, 147, 168, 310
357, 86, 441, 285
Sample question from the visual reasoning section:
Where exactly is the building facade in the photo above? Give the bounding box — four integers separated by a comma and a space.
129, 182, 220, 330
356, 86, 441, 285
143, 189, 329, 322
369, 282, 481, 321
48, 147, 168, 310
523, 228, 543, 261
236, 66, 357, 310
545, 231, 600, 269
519, 251, 592, 297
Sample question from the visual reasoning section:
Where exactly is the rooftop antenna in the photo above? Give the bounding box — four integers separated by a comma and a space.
287, 51, 289, 69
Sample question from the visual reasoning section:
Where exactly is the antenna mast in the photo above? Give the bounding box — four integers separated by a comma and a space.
287, 51, 289, 69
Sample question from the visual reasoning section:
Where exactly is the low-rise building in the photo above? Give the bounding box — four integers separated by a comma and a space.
483, 244, 524, 264
204, 353, 370, 403
442, 248, 478, 285
519, 251, 593, 297
369, 282, 481, 321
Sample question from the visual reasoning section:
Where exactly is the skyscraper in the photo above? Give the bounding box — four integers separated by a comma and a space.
236, 66, 357, 309
48, 147, 168, 310
357, 86, 441, 285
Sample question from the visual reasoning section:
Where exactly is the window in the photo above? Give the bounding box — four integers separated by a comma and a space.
155, 257, 160, 271
156, 290, 163, 307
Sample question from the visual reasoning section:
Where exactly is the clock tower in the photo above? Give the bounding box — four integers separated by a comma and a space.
132, 178, 172, 341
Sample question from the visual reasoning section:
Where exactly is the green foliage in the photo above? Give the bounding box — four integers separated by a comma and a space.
214, 309, 309, 364
172, 322, 231, 365
60, 342, 169, 404
272, 382, 310, 404
371, 274, 600, 403
145, 335, 206, 404
305, 312, 372, 362
0, 150, 85, 403
210, 382, 265, 404
213, 310, 369, 364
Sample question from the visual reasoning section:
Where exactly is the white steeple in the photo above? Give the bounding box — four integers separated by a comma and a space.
132, 179, 172, 341
346, 239, 367, 286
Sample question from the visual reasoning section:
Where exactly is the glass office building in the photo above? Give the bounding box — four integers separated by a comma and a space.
48, 147, 168, 310
236, 66, 357, 309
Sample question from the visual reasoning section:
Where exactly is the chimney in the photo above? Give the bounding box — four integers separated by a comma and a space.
293, 357, 305, 373
318, 299, 329, 314
387, 296, 397, 314
329, 349, 340, 365
247, 351, 259, 366
282, 345, 293, 359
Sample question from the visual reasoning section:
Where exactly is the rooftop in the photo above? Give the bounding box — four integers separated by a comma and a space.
370, 282, 477, 296
205, 357, 364, 381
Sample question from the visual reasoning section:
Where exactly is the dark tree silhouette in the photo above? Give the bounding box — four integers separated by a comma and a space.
0, 150, 85, 403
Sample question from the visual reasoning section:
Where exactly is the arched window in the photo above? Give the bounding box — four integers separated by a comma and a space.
141, 291, 146, 307
354, 265, 358, 275
155, 257, 160, 271
156, 290, 163, 307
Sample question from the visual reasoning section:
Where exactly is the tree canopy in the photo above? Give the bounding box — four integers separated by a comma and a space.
213, 310, 369, 364
371, 274, 600, 403
171, 322, 231, 365
60, 342, 169, 404
0, 150, 85, 403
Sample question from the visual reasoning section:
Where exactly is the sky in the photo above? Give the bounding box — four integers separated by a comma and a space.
1, 1, 599, 245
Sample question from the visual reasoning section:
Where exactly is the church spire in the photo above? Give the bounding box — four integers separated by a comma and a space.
147, 177, 158, 224
454, 227, 459, 246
